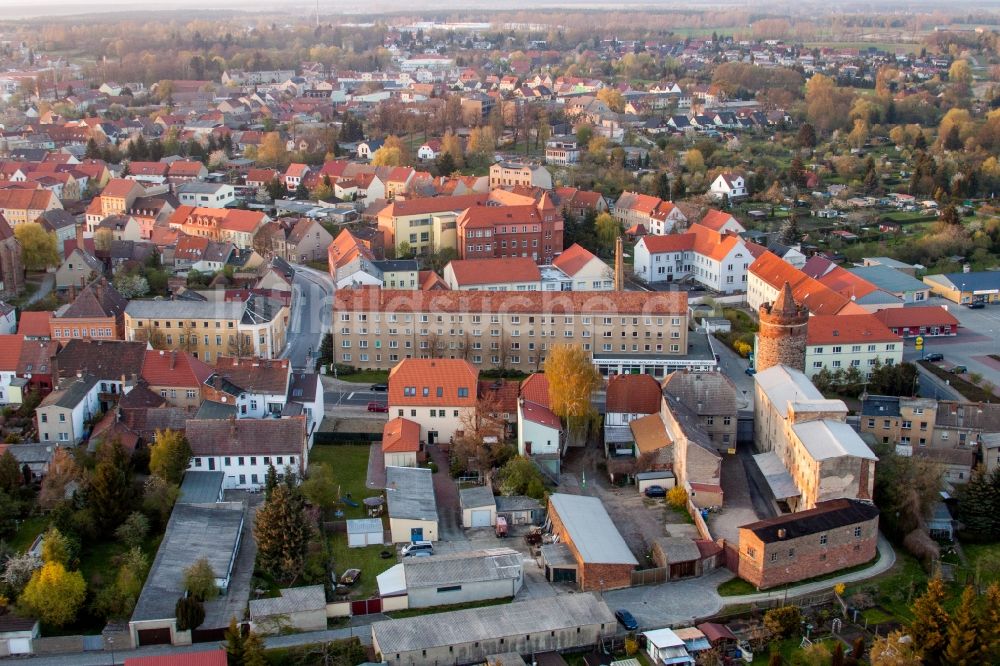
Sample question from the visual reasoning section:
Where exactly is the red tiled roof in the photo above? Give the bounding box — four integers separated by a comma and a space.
520, 399, 561, 429
388, 359, 479, 407
447, 257, 540, 286
806, 314, 900, 345
749, 251, 859, 316
382, 417, 421, 453
519, 373, 550, 408
101, 178, 141, 198
0, 188, 55, 210
167, 160, 206, 177
458, 203, 539, 230
0, 334, 25, 371
125, 649, 228, 666
872, 306, 959, 328
606, 374, 661, 414
18, 311, 53, 337
212, 356, 290, 394
380, 193, 489, 218
698, 209, 739, 232
552, 243, 598, 277
816, 266, 879, 300
335, 287, 688, 317
185, 417, 306, 457
142, 350, 214, 387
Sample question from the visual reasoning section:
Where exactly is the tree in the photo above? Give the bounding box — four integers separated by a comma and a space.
93, 546, 147, 620
779, 213, 800, 245
371, 145, 403, 166
863, 157, 880, 195
910, 577, 949, 664
1, 552, 40, 598
39, 448, 78, 510
441, 132, 464, 167
19, 562, 86, 628
978, 583, 1000, 662
149, 429, 191, 485
596, 88, 625, 112
175, 596, 205, 632
867, 362, 918, 397
87, 439, 135, 535
254, 484, 311, 582
224, 617, 245, 664
114, 511, 149, 550
497, 456, 546, 499
112, 272, 150, 299
435, 151, 457, 177
243, 629, 267, 666
940, 204, 961, 226
943, 125, 963, 151
684, 148, 705, 173
142, 475, 178, 529
870, 630, 920, 665
40, 527, 71, 566
763, 606, 801, 638
595, 212, 621, 256
944, 585, 980, 665
300, 463, 338, 511
264, 464, 279, 500
257, 132, 289, 168
848, 119, 869, 150
949, 59, 973, 86
805, 73, 853, 135
831, 641, 845, 666
93, 228, 113, 253
183, 557, 219, 601
13, 223, 59, 271
796, 123, 817, 148
0, 449, 20, 493
789, 156, 807, 188
544, 345, 601, 444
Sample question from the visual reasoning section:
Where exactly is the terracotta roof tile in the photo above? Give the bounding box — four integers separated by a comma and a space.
606, 374, 661, 414
551, 243, 598, 277
211, 356, 290, 395
0, 334, 25, 371
142, 350, 214, 387
521, 400, 560, 429
388, 359, 478, 407
382, 417, 421, 453
447, 257, 540, 286
872, 306, 959, 328
519, 373, 550, 408
806, 314, 900, 345
18, 311, 52, 337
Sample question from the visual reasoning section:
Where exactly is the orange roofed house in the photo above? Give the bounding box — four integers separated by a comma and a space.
167, 206, 269, 249
382, 416, 422, 468
387, 358, 479, 444
804, 314, 902, 379
456, 193, 562, 264
50, 278, 128, 342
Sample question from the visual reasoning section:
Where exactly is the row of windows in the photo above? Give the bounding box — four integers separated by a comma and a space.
812, 344, 897, 353
55, 327, 113, 338
342, 313, 682, 326
133, 319, 235, 329
192, 455, 296, 468
746, 527, 864, 559
401, 386, 470, 398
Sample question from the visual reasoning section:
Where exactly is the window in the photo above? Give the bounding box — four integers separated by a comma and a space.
770, 552, 777, 562
854, 526, 862, 538
437, 585, 462, 593
819, 534, 828, 545
746, 546, 756, 558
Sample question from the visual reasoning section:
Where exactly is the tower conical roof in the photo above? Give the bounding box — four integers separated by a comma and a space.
771, 281, 800, 315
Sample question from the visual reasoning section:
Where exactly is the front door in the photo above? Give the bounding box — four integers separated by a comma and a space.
411, 527, 423, 541
428, 431, 437, 445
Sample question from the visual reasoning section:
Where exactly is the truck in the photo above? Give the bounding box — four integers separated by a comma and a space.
495, 516, 508, 538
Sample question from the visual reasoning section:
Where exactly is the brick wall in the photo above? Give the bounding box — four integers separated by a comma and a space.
548, 500, 634, 591
756, 302, 807, 373
737, 513, 879, 589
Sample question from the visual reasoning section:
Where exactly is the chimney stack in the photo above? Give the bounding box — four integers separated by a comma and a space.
614, 236, 624, 292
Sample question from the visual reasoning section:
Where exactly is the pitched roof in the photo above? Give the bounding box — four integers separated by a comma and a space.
519, 374, 550, 409
806, 314, 900, 345
697, 209, 741, 232
185, 416, 306, 456
552, 243, 598, 277
55, 339, 147, 381
381, 193, 488, 218
749, 251, 860, 316
630, 412, 672, 454
335, 287, 688, 317
520, 399, 561, 429
741, 498, 879, 544
661, 370, 737, 416
0, 188, 56, 211
210, 356, 290, 395
447, 257, 540, 286
388, 359, 479, 407
17, 311, 52, 337
142, 350, 214, 387
58, 279, 127, 320
0, 334, 25, 371
458, 203, 540, 230
548, 494, 637, 565
382, 417, 421, 453
17, 339, 57, 375
871, 306, 959, 329
101, 178, 142, 198
606, 373, 661, 414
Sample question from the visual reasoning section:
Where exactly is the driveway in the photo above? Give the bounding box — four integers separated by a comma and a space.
707, 445, 771, 544
712, 334, 754, 411
427, 443, 465, 542
603, 568, 730, 629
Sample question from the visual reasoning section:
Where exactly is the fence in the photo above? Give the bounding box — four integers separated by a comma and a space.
314, 432, 381, 444
631, 567, 669, 587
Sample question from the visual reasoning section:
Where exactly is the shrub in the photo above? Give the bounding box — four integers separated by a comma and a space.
763, 605, 801, 639
734, 340, 753, 357
667, 485, 688, 509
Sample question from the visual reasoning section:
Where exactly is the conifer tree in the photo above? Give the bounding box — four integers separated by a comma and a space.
910, 577, 949, 664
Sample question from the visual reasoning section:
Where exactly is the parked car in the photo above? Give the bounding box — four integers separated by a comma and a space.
924, 353, 944, 362
644, 485, 667, 498
401, 541, 434, 556
967, 302, 985, 309
951, 365, 968, 374
339, 568, 362, 586
409, 550, 432, 558
615, 609, 639, 631
367, 402, 388, 413
370, 383, 388, 392
745, 366, 756, 376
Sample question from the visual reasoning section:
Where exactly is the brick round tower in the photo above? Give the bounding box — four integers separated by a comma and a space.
756, 281, 808, 373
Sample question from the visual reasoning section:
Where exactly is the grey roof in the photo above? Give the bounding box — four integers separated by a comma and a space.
287, 372, 319, 402
635, 470, 675, 481
39, 374, 98, 410
372, 259, 419, 272
864, 257, 914, 270
347, 518, 383, 534
494, 495, 542, 512
131, 502, 244, 622
548, 494, 638, 565
540, 542, 576, 567
195, 400, 239, 419
653, 537, 701, 563
178, 471, 225, 504
178, 182, 230, 194
486, 654, 528, 666
850, 266, 927, 295
459, 485, 495, 510
386, 466, 438, 522
1, 442, 56, 464
125, 299, 246, 320
249, 585, 325, 619
755, 365, 846, 418
791, 420, 879, 461
752, 452, 801, 500
662, 370, 737, 416
930, 271, 1000, 293
403, 548, 521, 588
371, 593, 614, 654
860, 395, 901, 417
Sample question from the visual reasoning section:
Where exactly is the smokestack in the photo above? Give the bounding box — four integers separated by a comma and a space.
614, 236, 624, 292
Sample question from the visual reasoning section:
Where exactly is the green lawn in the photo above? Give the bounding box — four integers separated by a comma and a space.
336, 370, 389, 384
752, 637, 802, 664
717, 577, 757, 596
9, 515, 49, 553
328, 539, 394, 599
719, 551, 881, 597
845, 552, 928, 622
309, 444, 378, 520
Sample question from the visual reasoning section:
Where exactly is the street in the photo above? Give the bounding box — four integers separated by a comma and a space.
282, 264, 334, 371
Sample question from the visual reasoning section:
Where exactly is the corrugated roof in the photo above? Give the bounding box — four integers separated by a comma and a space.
403, 548, 521, 588
548, 494, 637, 565
386, 466, 437, 522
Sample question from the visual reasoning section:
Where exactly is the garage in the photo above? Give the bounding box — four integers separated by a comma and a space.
460, 485, 496, 529
347, 518, 384, 548
0, 616, 39, 656
7, 638, 31, 655
137, 627, 172, 646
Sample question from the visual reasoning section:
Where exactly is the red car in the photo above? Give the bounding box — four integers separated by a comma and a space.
367, 402, 388, 413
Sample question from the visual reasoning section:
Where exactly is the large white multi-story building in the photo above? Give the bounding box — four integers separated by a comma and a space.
805, 314, 902, 379
633, 221, 752, 294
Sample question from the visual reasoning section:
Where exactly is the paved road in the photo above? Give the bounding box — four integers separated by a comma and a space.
282, 264, 334, 371
903, 297, 1000, 391
712, 333, 754, 410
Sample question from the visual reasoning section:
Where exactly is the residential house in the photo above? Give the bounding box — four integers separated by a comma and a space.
203, 356, 292, 418
553, 187, 608, 219
37, 209, 78, 258
603, 373, 662, 477
847, 265, 930, 304
613, 192, 687, 236
377, 193, 489, 255
387, 359, 478, 444
0, 188, 61, 226
35, 374, 102, 444
283, 163, 310, 191
805, 314, 903, 379
282, 217, 333, 263
456, 194, 562, 264
124, 295, 288, 362
55, 246, 104, 290
661, 370, 738, 451
488, 162, 552, 190
550, 243, 613, 291
544, 137, 580, 166
443, 257, 541, 291
707, 172, 748, 202
141, 349, 213, 409
96, 214, 143, 242
166, 160, 208, 186
747, 251, 867, 317
661, 390, 724, 508
184, 416, 308, 488
168, 206, 270, 250
286, 371, 324, 440
633, 219, 752, 294
177, 182, 236, 208
50, 278, 128, 342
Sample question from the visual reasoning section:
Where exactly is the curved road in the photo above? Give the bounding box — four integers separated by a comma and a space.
282, 264, 335, 371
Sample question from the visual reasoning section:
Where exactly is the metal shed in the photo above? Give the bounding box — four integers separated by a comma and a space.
347, 518, 384, 548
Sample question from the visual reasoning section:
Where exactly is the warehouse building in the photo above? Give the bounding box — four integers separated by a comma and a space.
380, 547, 523, 609
370, 593, 616, 666
542, 494, 637, 591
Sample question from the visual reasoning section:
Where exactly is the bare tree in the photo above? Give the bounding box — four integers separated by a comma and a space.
227, 333, 255, 359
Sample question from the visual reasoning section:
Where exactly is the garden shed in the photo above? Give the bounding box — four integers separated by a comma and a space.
347, 518, 384, 548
